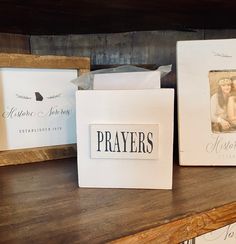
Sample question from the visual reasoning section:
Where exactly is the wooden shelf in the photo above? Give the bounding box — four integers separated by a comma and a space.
0, 159, 236, 243
0, 1, 236, 35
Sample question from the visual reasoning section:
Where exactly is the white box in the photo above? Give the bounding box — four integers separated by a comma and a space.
76, 89, 174, 189
93, 71, 160, 90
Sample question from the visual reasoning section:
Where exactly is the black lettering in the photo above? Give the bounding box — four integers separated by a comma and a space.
130, 132, 137, 153
105, 131, 112, 152
113, 132, 121, 152
97, 131, 104, 152
146, 132, 153, 153
121, 131, 129, 152
138, 132, 146, 153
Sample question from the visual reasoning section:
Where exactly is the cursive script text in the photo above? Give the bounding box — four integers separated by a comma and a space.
2, 106, 71, 119
206, 135, 236, 154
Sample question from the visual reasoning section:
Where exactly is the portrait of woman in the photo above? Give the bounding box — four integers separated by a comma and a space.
210, 77, 232, 132
227, 76, 236, 127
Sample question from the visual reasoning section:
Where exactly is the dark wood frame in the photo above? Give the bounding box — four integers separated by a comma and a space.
0, 53, 90, 166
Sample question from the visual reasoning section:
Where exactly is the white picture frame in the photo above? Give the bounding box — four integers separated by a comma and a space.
177, 39, 236, 166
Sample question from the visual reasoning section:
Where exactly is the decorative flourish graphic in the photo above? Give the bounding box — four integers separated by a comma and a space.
16, 92, 62, 101
16, 94, 32, 100
46, 93, 62, 99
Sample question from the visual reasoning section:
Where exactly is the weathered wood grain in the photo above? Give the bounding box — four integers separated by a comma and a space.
30, 30, 204, 67
0, 33, 30, 53
112, 202, 236, 243
0, 53, 90, 70
205, 29, 236, 39
0, 145, 76, 166
30, 30, 204, 92
0, 159, 236, 243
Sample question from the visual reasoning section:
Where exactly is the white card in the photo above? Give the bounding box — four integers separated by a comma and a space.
93, 71, 160, 90
76, 89, 174, 189
0, 68, 77, 150
183, 223, 236, 244
177, 39, 236, 165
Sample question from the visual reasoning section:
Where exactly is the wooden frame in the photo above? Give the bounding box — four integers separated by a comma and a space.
0, 53, 90, 166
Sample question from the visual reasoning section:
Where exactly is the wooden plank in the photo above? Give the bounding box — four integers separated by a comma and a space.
30, 30, 204, 96
30, 31, 206, 91
30, 30, 204, 68
30, 33, 133, 65
131, 30, 204, 68
0, 33, 30, 54
0, 53, 90, 70
30, 34, 93, 57
0, 160, 236, 243
0, 145, 76, 166
205, 29, 236, 39
112, 202, 236, 243
91, 32, 133, 65
0, 53, 90, 166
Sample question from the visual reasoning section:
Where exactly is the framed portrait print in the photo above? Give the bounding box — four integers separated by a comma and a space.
0, 53, 90, 166
177, 39, 236, 166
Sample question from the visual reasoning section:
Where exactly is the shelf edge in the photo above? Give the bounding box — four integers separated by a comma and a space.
111, 201, 236, 243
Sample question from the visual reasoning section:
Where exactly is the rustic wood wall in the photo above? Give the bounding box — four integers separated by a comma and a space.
0, 33, 30, 53
30, 30, 204, 68
2, 29, 236, 68
29, 30, 205, 90
29, 30, 236, 64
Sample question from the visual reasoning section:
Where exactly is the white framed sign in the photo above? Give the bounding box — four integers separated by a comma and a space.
0, 68, 77, 150
76, 89, 174, 189
177, 39, 236, 166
